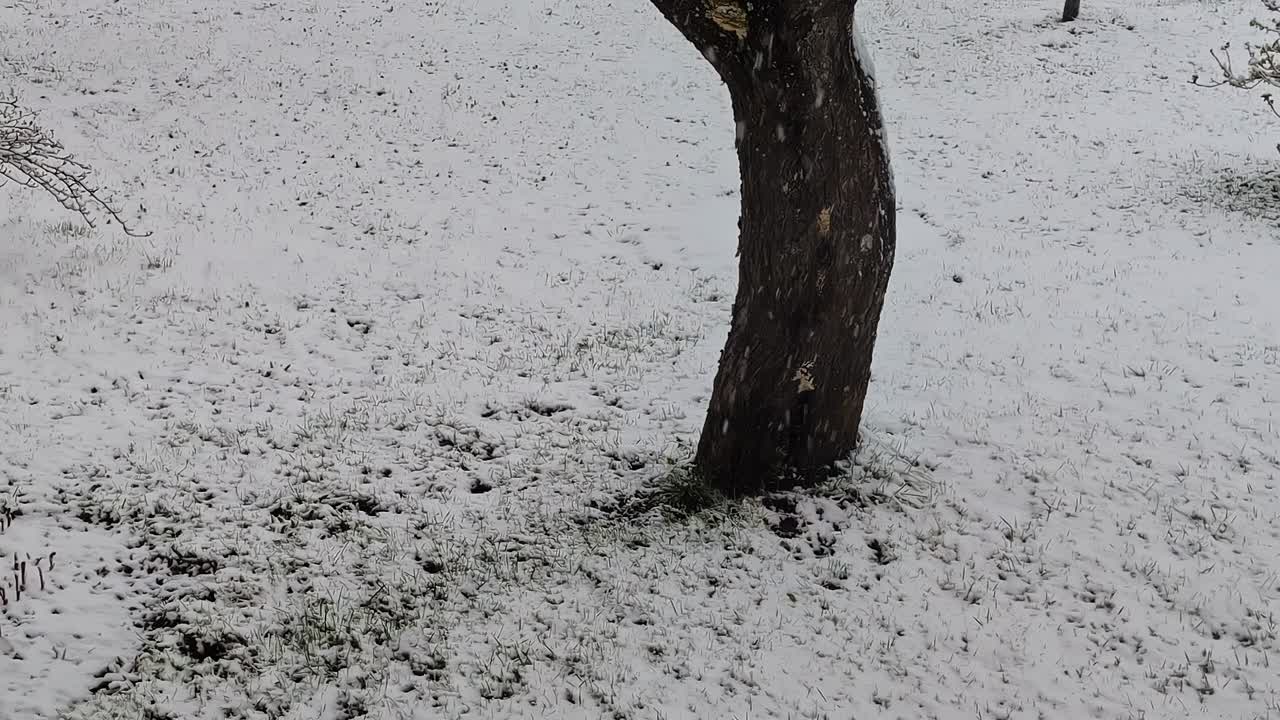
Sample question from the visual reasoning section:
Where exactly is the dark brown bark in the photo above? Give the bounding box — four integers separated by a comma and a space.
1062, 0, 1080, 22
648, 0, 895, 493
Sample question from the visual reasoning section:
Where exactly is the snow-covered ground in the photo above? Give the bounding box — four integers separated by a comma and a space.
1, 0, 1279, 717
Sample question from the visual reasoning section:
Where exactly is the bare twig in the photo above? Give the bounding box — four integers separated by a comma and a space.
0, 92, 149, 237
1192, 0, 1280, 125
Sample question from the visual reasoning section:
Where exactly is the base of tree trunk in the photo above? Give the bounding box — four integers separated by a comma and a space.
1062, 0, 1081, 22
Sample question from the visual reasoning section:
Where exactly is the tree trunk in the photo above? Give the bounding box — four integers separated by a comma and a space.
647, 0, 896, 493
1061, 0, 1080, 22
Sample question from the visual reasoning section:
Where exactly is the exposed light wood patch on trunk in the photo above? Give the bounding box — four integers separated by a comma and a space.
707, 0, 748, 40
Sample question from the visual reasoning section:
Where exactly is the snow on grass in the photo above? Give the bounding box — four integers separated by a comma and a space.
1, 0, 1280, 718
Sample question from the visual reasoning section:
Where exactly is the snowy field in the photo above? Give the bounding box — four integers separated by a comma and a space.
2, 0, 1279, 717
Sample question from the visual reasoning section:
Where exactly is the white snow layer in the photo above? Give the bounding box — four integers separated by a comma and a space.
850, 14, 878, 83
1, 0, 1279, 718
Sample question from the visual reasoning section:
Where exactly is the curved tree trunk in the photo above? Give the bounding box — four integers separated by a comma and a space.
648, 0, 896, 493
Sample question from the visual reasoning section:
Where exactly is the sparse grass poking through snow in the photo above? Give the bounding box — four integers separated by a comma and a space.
621, 463, 729, 521
1181, 159, 1280, 224
0, 498, 60, 642
819, 430, 941, 511
5, 0, 1280, 717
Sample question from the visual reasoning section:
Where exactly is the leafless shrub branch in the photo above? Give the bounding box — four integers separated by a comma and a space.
1193, 1, 1280, 120
0, 92, 149, 237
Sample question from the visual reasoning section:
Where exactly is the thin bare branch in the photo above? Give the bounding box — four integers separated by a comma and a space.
0, 93, 150, 237
1198, 2, 1280, 121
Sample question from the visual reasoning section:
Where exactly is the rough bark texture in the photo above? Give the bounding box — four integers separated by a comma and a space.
1062, 0, 1080, 22
648, 0, 896, 493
